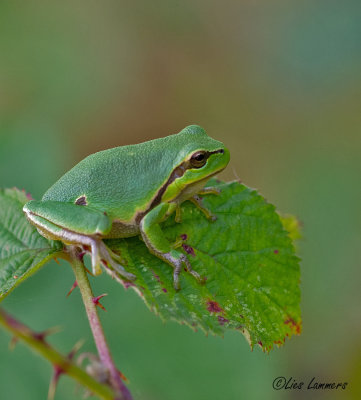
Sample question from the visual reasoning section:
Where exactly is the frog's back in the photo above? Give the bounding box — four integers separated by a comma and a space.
42, 126, 222, 223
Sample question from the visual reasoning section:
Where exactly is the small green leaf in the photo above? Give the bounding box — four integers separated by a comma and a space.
279, 213, 302, 241
106, 180, 301, 351
0, 188, 63, 301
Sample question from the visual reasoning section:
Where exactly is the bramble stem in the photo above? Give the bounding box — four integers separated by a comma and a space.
67, 247, 132, 400
0, 308, 115, 400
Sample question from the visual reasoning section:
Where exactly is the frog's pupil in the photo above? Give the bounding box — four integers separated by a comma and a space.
195, 154, 204, 161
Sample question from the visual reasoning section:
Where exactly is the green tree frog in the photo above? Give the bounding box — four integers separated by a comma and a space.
23, 125, 230, 290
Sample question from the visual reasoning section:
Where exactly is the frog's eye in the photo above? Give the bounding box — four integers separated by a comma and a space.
190, 151, 207, 168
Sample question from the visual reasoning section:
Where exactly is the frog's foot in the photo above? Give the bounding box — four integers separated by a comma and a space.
163, 251, 205, 291
106, 246, 127, 265
190, 195, 217, 221
91, 239, 136, 281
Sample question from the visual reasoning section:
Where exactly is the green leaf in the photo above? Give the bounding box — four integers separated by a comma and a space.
106, 180, 302, 352
0, 182, 301, 351
0, 188, 63, 301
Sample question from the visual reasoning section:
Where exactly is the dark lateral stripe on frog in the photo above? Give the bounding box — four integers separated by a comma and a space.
134, 149, 224, 224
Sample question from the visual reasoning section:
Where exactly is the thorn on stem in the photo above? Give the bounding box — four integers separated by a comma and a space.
92, 294, 108, 311
68, 339, 84, 361
117, 369, 129, 383
9, 336, 18, 350
33, 326, 62, 342
66, 280, 78, 297
48, 365, 64, 400
48, 340, 83, 400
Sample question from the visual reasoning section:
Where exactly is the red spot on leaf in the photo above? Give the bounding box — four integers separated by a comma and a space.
182, 244, 195, 257
206, 300, 223, 313
284, 317, 302, 334
151, 270, 161, 283
180, 234, 188, 241
274, 249, 279, 254
123, 281, 135, 289
218, 316, 229, 326
162, 288, 167, 293
258, 341, 263, 347
21, 188, 34, 200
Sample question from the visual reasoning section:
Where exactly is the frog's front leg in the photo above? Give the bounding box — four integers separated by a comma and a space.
189, 186, 221, 221
140, 203, 204, 290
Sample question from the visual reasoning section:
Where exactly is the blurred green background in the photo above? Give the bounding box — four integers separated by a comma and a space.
1, 1, 360, 399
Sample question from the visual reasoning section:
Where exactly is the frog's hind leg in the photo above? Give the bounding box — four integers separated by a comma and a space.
26, 214, 103, 276
23, 202, 135, 281
140, 202, 205, 290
